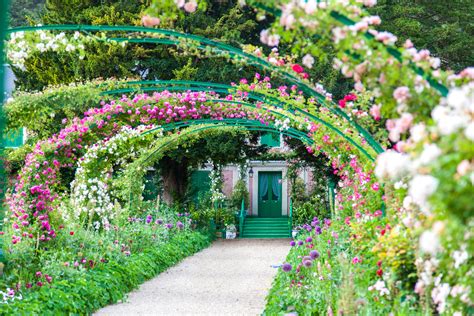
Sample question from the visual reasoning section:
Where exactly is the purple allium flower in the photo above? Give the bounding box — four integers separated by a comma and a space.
146, 215, 152, 224
176, 221, 184, 229
165, 223, 173, 229
297, 240, 304, 246
155, 219, 163, 225
309, 250, 320, 260
282, 263, 292, 272
324, 218, 331, 226
315, 226, 322, 235
306, 237, 313, 243
290, 241, 296, 246
303, 259, 312, 267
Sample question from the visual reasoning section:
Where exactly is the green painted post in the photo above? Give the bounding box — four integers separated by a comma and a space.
0, 0, 10, 264
327, 178, 336, 217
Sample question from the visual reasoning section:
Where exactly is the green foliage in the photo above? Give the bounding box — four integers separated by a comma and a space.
265, 217, 422, 315
1, 230, 211, 314
5, 80, 106, 138
230, 179, 249, 209
8, 0, 45, 27
370, 0, 474, 72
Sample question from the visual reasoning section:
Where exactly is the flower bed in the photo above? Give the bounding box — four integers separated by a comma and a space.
0, 228, 212, 314
265, 213, 472, 314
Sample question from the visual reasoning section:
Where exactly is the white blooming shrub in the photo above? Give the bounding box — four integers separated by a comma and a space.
69, 125, 163, 229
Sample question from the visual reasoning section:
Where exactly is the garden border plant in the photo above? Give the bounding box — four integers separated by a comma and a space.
1, 0, 473, 314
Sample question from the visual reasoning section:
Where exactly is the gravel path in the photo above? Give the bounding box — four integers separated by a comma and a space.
95, 239, 290, 316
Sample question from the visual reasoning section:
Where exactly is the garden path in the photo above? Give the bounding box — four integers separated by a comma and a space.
95, 239, 290, 316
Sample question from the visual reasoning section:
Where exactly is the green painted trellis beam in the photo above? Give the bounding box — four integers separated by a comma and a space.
157, 119, 315, 144
247, 0, 449, 97
5, 24, 384, 155
101, 82, 376, 161
140, 119, 316, 165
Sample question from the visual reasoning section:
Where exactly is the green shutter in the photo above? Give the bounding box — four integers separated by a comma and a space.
142, 170, 160, 201
3, 128, 24, 148
189, 170, 211, 203
261, 132, 280, 148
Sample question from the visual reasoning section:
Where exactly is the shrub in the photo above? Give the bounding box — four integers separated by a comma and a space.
0, 230, 212, 314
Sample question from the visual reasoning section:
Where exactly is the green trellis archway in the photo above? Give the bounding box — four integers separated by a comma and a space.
106, 118, 319, 212
4, 24, 385, 155
99, 81, 377, 161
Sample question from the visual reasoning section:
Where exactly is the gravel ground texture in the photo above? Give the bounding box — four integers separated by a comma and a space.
95, 238, 290, 316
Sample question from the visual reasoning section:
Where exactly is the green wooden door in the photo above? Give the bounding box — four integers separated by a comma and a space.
258, 171, 282, 217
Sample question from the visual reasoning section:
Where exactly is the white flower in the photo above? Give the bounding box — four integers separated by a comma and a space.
452, 248, 468, 269
413, 143, 441, 168
368, 280, 390, 296
304, 0, 317, 14
36, 43, 46, 52
302, 54, 315, 69
465, 122, 474, 140
408, 175, 438, 213
419, 230, 440, 255
409, 123, 426, 143
375, 150, 411, 180
431, 282, 451, 314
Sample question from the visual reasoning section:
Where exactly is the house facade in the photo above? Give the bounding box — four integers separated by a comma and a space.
193, 132, 315, 217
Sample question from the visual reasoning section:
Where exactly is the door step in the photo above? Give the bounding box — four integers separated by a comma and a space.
241, 217, 291, 239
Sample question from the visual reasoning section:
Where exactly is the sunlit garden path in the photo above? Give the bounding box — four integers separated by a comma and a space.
95, 239, 290, 315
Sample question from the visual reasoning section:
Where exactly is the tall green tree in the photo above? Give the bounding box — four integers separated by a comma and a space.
370, 0, 473, 71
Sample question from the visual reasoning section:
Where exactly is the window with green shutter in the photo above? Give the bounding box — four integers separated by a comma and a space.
260, 132, 281, 148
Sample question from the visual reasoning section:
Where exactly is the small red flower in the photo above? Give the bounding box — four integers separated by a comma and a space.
36, 281, 43, 287
69, 231, 74, 236
301, 72, 309, 79
377, 260, 383, 267
344, 93, 357, 101
380, 229, 386, 236
292, 64, 304, 73
338, 99, 346, 108
376, 269, 383, 277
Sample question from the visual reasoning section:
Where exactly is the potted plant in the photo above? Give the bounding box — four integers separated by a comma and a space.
225, 224, 237, 239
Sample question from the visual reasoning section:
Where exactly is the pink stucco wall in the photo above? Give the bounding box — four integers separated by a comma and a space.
222, 170, 234, 197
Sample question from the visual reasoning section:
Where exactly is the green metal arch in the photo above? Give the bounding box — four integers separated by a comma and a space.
247, 0, 449, 97
138, 118, 316, 165
5, 24, 384, 154
126, 119, 318, 209
100, 80, 375, 161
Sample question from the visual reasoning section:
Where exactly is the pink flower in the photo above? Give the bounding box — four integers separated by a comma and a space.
393, 86, 411, 104
183, 1, 197, 13
370, 104, 381, 121
141, 15, 160, 27
374, 210, 383, 217
371, 183, 380, 191
457, 160, 470, 176
352, 257, 361, 264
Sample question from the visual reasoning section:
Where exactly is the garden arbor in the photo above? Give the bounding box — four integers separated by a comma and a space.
0, 17, 392, 244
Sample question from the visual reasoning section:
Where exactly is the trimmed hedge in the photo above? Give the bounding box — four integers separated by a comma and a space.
0, 230, 212, 315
